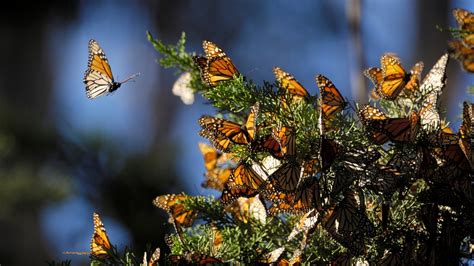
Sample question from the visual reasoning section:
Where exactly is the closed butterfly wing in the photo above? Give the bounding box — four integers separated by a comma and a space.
153, 193, 198, 227
148, 247, 161, 266
273, 67, 310, 99
91, 212, 112, 259
419, 53, 449, 96
419, 53, 449, 133
316, 75, 347, 119
194, 40, 240, 87
363, 67, 383, 100
404, 61, 424, 92
459, 102, 474, 169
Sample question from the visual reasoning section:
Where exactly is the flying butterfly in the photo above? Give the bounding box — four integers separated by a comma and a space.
199, 103, 259, 152
359, 105, 419, 145
273, 67, 310, 101
366, 53, 423, 100
153, 193, 198, 227
193, 40, 240, 87
316, 74, 347, 119
91, 212, 113, 259
84, 39, 139, 99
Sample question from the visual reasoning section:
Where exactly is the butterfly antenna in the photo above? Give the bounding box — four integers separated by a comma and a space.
119, 72, 140, 84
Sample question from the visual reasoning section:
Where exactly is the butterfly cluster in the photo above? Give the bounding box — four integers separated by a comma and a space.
84, 8, 474, 265
187, 37, 472, 262
449, 8, 474, 73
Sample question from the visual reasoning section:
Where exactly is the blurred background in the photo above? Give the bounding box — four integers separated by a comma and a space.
0, 0, 472, 264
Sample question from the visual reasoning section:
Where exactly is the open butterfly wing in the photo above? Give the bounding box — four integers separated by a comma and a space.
88, 39, 114, 80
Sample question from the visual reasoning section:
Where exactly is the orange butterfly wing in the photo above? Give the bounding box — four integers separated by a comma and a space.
316, 75, 347, 119
91, 212, 112, 259
273, 67, 309, 99
194, 40, 239, 87
153, 193, 198, 227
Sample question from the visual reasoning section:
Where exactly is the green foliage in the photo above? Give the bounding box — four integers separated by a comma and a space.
142, 31, 473, 265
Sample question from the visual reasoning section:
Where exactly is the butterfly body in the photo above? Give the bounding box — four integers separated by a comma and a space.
84, 39, 139, 99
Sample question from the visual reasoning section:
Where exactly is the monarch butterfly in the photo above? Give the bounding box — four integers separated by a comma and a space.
363, 67, 383, 100
199, 103, 258, 152
359, 105, 419, 145
202, 168, 232, 191
320, 137, 342, 172
459, 101, 473, 169
364, 165, 404, 196
265, 180, 317, 215
268, 159, 302, 192
256, 126, 294, 158
198, 142, 220, 171
91, 212, 112, 259
83, 39, 139, 99
453, 8, 474, 48
366, 53, 424, 100
227, 195, 267, 224
322, 190, 374, 237
449, 39, 474, 72
147, 247, 160, 266
153, 193, 198, 227
288, 209, 319, 241
273, 67, 310, 100
193, 40, 240, 87
221, 182, 259, 205
316, 75, 347, 119
227, 161, 266, 190
418, 54, 449, 134
220, 162, 265, 205
258, 247, 285, 264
